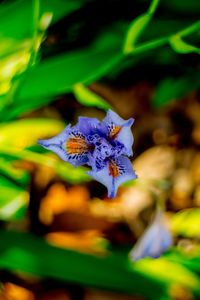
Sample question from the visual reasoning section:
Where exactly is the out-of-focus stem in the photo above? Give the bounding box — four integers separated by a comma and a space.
128, 20, 200, 56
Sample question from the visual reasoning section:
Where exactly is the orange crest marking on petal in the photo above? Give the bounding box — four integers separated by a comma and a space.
109, 125, 122, 139
109, 160, 120, 178
66, 137, 89, 154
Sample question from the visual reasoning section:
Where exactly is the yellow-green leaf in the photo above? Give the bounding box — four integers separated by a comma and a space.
0, 177, 29, 221
171, 208, 200, 238
123, 0, 160, 54
169, 35, 200, 54
135, 257, 200, 291
0, 118, 64, 149
73, 83, 111, 110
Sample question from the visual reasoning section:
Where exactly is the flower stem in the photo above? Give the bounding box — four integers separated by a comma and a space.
30, 0, 40, 66
123, 0, 160, 54
128, 20, 200, 56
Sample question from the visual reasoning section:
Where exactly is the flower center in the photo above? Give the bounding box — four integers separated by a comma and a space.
95, 138, 112, 159
87, 133, 126, 162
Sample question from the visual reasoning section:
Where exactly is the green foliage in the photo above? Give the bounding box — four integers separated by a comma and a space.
73, 83, 111, 110
123, 0, 160, 54
164, 250, 200, 274
0, 157, 29, 186
169, 35, 200, 54
172, 209, 200, 238
1, 0, 200, 113
0, 118, 65, 148
16, 37, 123, 101
0, 145, 91, 184
0, 116, 90, 223
0, 229, 197, 299
135, 257, 200, 292
153, 72, 200, 107
0, 0, 83, 40
0, 177, 28, 221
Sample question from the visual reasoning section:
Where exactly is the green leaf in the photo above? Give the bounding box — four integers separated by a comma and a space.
14, 24, 124, 102
153, 72, 200, 107
172, 208, 200, 238
124, 15, 153, 54
123, 0, 160, 54
0, 118, 65, 149
169, 35, 200, 54
0, 230, 171, 299
0, 118, 90, 184
0, 97, 55, 121
0, 22, 126, 120
0, 177, 28, 221
0, 24, 124, 117
55, 162, 91, 183
135, 257, 200, 294
73, 83, 111, 110
0, 0, 83, 40
17, 42, 123, 101
164, 250, 200, 274
0, 47, 31, 102
0, 145, 90, 184
0, 157, 29, 187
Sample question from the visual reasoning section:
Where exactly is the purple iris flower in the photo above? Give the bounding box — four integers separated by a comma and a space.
129, 211, 173, 261
38, 109, 137, 198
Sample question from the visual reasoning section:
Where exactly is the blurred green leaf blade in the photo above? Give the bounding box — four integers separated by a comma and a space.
0, 118, 65, 149
0, 0, 83, 40
169, 35, 200, 54
73, 83, 111, 110
17, 47, 122, 101
0, 145, 91, 184
153, 72, 200, 107
172, 208, 200, 238
0, 177, 29, 221
0, 157, 29, 187
123, 0, 160, 54
0, 230, 171, 299
134, 257, 200, 293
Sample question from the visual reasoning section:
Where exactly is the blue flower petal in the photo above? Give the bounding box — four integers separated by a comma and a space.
88, 155, 137, 198
103, 110, 134, 156
38, 125, 90, 166
38, 125, 71, 161
129, 212, 173, 261
77, 116, 107, 136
